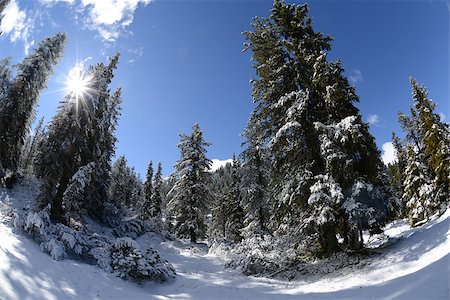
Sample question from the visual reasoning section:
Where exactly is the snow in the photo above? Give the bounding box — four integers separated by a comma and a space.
1, 183, 449, 299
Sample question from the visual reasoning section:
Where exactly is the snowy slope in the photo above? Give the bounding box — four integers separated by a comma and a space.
0, 184, 449, 300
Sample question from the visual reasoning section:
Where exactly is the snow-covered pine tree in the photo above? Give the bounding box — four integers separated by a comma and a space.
129, 167, 144, 213
167, 124, 212, 243
35, 54, 121, 223
395, 79, 449, 222
109, 156, 143, 212
141, 161, 164, 221
0, 33, 66, 177
403, 146, 434, 226
243, 0, 392, 255
410, 79, 450, 206
0, 58, 11, 100
142, 161, 154, 218
223, 155, 244, 242
210, 191, 228, 240
388, 133, 407, 197
18, 117, 45, 176
240, 133, 270, 238
150, 162, 163, 218
209, 162, 233, 240
307, 174, 343, 256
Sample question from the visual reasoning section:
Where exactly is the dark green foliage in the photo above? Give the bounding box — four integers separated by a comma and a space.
243, 0, 392, 256
224, 156, 244, 242
35, 54, 121, 223
241, 115, 271, 238
395, 79, 450, 225
109, 156, 143, 213
142, 162, 163, 220
18, 117, 46, 176
144, 161, 153, 209
0, 33, 66, 176
410, 79, 450, 205
167, 124, 211, 243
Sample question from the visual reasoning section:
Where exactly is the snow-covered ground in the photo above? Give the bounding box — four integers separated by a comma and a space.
0, 183, 449, 300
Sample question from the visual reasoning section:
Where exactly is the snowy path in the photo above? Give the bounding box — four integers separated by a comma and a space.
139, 212, 450, 300
1, 183, 449, 300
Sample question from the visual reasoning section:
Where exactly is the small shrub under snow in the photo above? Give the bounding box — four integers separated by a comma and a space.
107, 238, 175, 282
12, 206, 176, 282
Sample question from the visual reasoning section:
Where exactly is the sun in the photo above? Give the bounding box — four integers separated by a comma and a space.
65, 63, 90, 101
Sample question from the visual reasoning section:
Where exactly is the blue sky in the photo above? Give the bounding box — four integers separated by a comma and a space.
0, 0, 448, 177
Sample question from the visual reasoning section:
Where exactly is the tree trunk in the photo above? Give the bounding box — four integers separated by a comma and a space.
348, 227, 361, 250
51, 174, 70, 224
190, 228, 196, 243
320, 222, 339, 257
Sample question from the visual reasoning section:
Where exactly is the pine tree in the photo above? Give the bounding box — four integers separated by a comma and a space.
0, 58, 11, 100
150, 162, 163, 218
18, 117, 45, 176
129, 167, 144, 212
411, 79, 450, 205
143, 162, 163, 220
395, 79, 449, 223
243, 0, 391, 255
35, 54, 121, 222
389, 132, 407, 194
167, 124, 212, 243
223, 155, 244, 242
209, 162, 233, 240
403, 146, 434, 226
210, 191, 228, 239
0, 33, 66, 176
109, 156, 134, 210
241, 121, 270, 238
307, 174, 343, 256
143, 161, 154, 212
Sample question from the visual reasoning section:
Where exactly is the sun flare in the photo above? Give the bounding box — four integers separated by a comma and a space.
66, 63, 90, 100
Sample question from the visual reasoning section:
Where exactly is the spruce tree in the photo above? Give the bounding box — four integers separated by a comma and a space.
35, 54, 121, 222
403, 146, 433, 226
142, 162, 163, 220
390, 133, 407, 194
150, 162, 163, 218
18, 117, 45, 176
109, 156, 134, 210
167, 124, 211, 243
0, 33, 66, 176
209, 162, 233, 240
223, 155, 244, 242
411, 79, 449, 205
143, 161, 154, 212
243, 0, 391, 255
241, 120, 271, 238
395, 79, 449, 223
210, 191, 228, 239
0, 58, 11, 100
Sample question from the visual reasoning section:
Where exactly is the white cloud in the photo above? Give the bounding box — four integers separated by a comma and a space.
381, 142, 397, 165
367, 114, 379, 126
210, 159, 232, 172
438, 112, 446, 122
80, 0, 152, 41
37, 0, 151, 42
349, 69, 363, 85
1, 0, 34, 54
